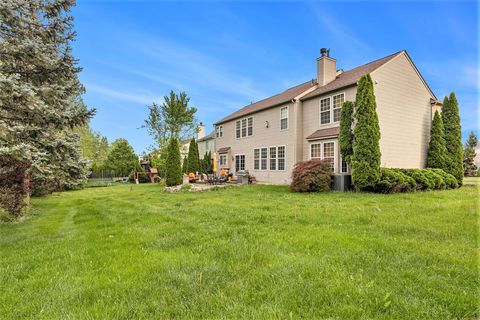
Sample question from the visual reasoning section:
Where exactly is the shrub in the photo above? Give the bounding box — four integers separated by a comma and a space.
165, 137, 183, 186
351, 74, 381, 190
371, 168, 416, 194
290, 160, 332, 192
397, 169, 435, 191
423, 169, 446, 190
430, 168, 458, 189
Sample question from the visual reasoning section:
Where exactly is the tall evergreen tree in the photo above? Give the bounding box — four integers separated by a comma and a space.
104, 139, 137, 177
463, 131, 478, 177
339, 101, 355, 165
0, 1, 94, 210
186, 138, 200, 173
351, 74, 381, 190
426, 111, 448, 170
182, 156, 188, 174
442, 93, 463, 185
165, 137, 182, 186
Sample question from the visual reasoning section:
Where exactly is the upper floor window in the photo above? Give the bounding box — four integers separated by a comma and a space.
320, 97, 331, 124
320, 93, 346, 125
236, 116, 253, 138
333, 94, 345, 122
280, 106, 288, 130
216, 125, 223, 138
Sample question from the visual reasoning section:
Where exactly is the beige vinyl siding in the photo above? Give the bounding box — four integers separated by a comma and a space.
215, 103, 296, 184
371, 52, 433, 168
301, 87, 357, 172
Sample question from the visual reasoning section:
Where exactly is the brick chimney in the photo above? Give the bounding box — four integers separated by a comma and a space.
317, 48, 337, 86
197, 122, 205, 140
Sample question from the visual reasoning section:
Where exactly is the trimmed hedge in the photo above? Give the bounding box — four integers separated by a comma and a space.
290, 160, 332, 192
368, 168, 458, 193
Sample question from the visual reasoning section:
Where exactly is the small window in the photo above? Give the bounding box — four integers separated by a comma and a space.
235, 155, 245, 172
280, 107, 288, 130
247, 117, 253, 136
333, 94, 344, 122
219, 154, 227, 167
277, 146, 285, 170
261, 148, 268, 170
341, 157, 348, 173
310, 143, 321, 160
269, 147, 277, 170
253, 149, 260, 170
235, 121, 241, 139
323, 142, 335, 172
216, 125, 223, 138
320, 97, 331, 124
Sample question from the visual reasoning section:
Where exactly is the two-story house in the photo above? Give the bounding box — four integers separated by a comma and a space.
214, 49, 442, 184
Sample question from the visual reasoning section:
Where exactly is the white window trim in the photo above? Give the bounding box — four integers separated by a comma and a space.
235, 116, 254, 139
308, 140, 337, 173
253, 148, 260, 170
277, 145, 286, 171
318, 92, 346, 126
280, 106, 289, 131
268, 146, 276, 171
219, 154, 228, 168
234, 154, 245, 172
340, 156, 349, 174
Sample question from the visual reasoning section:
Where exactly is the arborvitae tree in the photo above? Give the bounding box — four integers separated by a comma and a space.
0, 1, 94, 212
165, 137, 182, 186
463, 131, 478, 177
182, 156, 188, 174
443, 93, 463, 185
351, 74, 381, 190
339, 101, 355, 165
104, 139, 137, 177
202, 151, 213, 173
186, 138, 200, 173
426, 111, 448, 170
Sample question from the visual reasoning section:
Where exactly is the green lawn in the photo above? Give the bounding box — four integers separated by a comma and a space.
1, 184, 478, 319
464, 176, 480, 186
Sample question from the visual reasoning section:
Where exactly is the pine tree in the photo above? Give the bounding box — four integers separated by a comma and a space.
442, 93, 463, 185
104, 139, 137, 177
165, 137, 182, 186
427, 111, 448, 170
182, 156, 188, 174
187, 138, 200, 173
0, 1, 94, 209
463, 131, 478, 177
339, 101, 355, 165
351, 74, 381, 190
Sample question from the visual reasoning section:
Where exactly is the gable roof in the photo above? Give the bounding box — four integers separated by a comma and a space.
214, 80, 316, 125
196, 131, 215, 143
214, 51, 407, 125
301, 51, 403, 101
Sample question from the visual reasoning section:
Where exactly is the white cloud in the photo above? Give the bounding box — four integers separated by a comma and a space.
86, 84, 161, 105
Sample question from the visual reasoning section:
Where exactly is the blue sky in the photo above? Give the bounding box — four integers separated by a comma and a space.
73, 1, 478, 154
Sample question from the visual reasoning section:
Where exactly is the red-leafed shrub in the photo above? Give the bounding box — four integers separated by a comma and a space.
290, 160, 332, 192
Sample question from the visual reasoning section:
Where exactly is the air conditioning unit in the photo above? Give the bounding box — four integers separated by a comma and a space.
332, 174, 352, 191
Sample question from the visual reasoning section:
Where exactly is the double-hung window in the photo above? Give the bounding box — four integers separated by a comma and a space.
236, 117, 253, 138
253, 149, 260, 170
261, 148, 268, 170
333, 94, 345, 122
280, 106, 288, 130
310, 141, 335, 172
277, 146, 285, 170
320, 97, 331, 125
235, 155, 245, 172
216, 125, 223, 138
269, 147, 277, 170
340, 157, 349, 173
235, 121, 241, 138
219, 154, 227, 167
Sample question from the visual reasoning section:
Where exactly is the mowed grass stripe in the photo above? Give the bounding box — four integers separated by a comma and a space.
0, 184, 478, 319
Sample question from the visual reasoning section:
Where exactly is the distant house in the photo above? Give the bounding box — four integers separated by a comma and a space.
181, 123, 216, 160
214, 49, 442, 184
